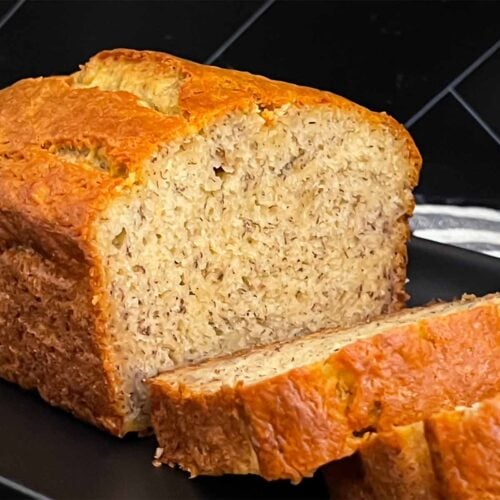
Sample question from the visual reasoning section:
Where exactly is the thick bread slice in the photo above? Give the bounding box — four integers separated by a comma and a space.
150, 293, 500, 482
324, 394, 500, 499
0, 49, 420, 435
427, 395, 500, 499
324, 423, 439, 499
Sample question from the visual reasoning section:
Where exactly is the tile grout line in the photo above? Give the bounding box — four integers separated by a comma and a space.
0, 0, 26, 31
450, 88, 500, 147
0, 476, 50, 500
405, 39, 500, 129
204, 0, 276, 65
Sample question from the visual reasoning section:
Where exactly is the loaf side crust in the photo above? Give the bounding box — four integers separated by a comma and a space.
323, 454, 375, 500
0, 149, 131, 433
151, 296, 500, 481
358, 423, 439, 500
0, 49, 421, 434
150, 384, 259, 475
0, 205, 125, 433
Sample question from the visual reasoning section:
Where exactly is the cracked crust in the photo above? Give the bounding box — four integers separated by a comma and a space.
324, 394, 500, 499
150, 295, 500, 482
427, 395, 500, 499
0, 49, 421, 234
0, 49, 421, 435
324, 422, 439, 500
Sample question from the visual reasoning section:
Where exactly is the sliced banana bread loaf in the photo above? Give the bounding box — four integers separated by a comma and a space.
150, 294, 500, 481
0, 49, 420, 435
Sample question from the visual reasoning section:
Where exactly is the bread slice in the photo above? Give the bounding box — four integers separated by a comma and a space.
324, 423, 438, 499
324, 394, 500, 499
149, 293, 500, 482
0, 49, 420, 435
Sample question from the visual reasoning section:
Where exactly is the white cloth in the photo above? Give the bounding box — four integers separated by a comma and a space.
410, 205, 500, 258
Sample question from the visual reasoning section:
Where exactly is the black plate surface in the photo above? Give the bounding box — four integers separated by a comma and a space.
1, 237, 499, 500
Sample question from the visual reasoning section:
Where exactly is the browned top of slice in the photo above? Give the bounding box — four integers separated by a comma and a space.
152, 293, 500, 392
150, 293, 500, 481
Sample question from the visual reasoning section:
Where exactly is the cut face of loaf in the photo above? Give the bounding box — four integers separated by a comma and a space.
150, 293, 500, 482
324, 394, 500, 500
0, 49, 420, 435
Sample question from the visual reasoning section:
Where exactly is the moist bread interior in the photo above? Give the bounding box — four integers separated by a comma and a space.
156, 296, 500, 392
72, 64, 416, 423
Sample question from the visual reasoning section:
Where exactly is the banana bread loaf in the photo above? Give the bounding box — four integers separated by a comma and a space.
0, 49, 420, 435
324, 394, 500, 499
150, 294, 500, 482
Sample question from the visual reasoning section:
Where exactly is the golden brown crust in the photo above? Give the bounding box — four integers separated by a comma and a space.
325, 395, 500, 500
361, 423, 439, 500
426, 396, 500, 499
0, 48, 421, 239
150, 384, 259, 476
334, 302, 500, 431
0, 48, 421, 434
150, 297, 500, 481
0, 149, 130, 434
0, 243, 124, 434
325, 423, 440, 500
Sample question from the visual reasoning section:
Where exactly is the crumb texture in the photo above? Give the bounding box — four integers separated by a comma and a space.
99, 104, 415, 419
156, 295, 497, 391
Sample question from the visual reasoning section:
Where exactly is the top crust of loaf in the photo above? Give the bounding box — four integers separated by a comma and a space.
0, 48, 421, 246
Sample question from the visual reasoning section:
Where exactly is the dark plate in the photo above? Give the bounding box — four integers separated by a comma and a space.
1, 237, 499, 500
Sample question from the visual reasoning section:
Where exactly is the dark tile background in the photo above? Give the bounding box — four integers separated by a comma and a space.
0, 0, 262, 86
0, 0, 498, 208
412, 94, 500, 206
215, 1, 498, 123
459, 49, 500, 137
0, 0, 16, 17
